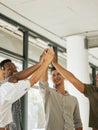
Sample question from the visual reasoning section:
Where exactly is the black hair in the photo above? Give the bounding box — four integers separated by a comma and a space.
0, 59, 12, 67
50, 66, 56, 73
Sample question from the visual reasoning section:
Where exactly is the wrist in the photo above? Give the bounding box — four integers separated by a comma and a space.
42, 61, 49, 68
52, 61, 56, 66
38, 61, 42, 66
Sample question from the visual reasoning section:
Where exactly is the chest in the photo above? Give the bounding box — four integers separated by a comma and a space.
47, 91, 76, 112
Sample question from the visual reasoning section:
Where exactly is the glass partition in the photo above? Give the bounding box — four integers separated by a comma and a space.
0, 29, 23, 55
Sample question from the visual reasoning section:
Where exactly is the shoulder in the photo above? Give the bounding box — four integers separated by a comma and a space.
8, 75, 18, 83
84, 84, 98, 92
84, 84, 98, 97
67, 93, 78, 100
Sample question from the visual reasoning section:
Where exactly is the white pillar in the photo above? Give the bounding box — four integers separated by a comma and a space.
66, 36, 91, 130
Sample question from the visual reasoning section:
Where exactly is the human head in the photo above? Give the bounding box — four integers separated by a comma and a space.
0, 59, 17, 78
50, 66, 64, 89
0, 59, 12, 67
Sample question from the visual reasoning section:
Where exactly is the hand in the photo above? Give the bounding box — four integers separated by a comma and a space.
52, 54, 57, 65
39, 49, 47, 64
44, 47, 54, 64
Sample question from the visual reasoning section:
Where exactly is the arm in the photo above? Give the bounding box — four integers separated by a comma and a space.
52, 56, 85, 93
3, 47, 54, 104
9, 62, 41, 82
40, 65, 48, 82
39, 49, 48, 82
29, 62, 49, 86
39, 65, 50, 99
8, 49, 46, 83
29, 47, 54, 86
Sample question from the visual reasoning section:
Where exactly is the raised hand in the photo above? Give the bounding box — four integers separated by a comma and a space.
44, 47, 55, 65
52, 53, 57, 65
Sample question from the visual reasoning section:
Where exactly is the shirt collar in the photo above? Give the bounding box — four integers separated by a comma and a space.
55, 89, 69, 96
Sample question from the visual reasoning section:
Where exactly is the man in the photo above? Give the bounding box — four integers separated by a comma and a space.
52, 55, 98, 130
0, 47, 54, 130
0, 59, 22, 130
39, 54, 83, 130
0, 58, 44, 130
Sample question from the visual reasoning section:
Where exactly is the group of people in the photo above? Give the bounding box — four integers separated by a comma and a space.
0, 47, 98, 130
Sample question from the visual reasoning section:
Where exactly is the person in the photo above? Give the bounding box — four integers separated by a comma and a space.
39, 52, 83, 130
0, 47, 54, 130
0, 58, 45, 130
51, 54, 98, 130
96, 73, 98, 87
0, 59, 22, 130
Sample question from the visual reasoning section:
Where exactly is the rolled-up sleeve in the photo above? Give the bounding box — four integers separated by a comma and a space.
84, 84, 94, 97
39, 81, 50, 100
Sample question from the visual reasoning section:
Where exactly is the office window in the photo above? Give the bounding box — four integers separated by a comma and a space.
0, 28, 23, 55
28, 87, 45, 130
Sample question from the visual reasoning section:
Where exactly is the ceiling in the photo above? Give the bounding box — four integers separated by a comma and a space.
0, 0, 98, 66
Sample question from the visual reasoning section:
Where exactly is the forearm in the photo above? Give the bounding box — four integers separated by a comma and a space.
52, 62, 85, 93
14, 62, 41, 80
40, 68, 48, 82
29, 62, 49, 86
27, 47, 54, 87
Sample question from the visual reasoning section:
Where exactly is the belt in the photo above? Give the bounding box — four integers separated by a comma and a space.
0, 125, 9, 130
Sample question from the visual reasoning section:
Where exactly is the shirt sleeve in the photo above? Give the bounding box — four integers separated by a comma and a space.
39, 80, 50, 100
84, 84, 95, 97
1, 80, 30, 104
73, 98, 83, 128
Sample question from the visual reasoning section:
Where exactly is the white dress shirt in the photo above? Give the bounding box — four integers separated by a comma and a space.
0, 80, 30, 127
